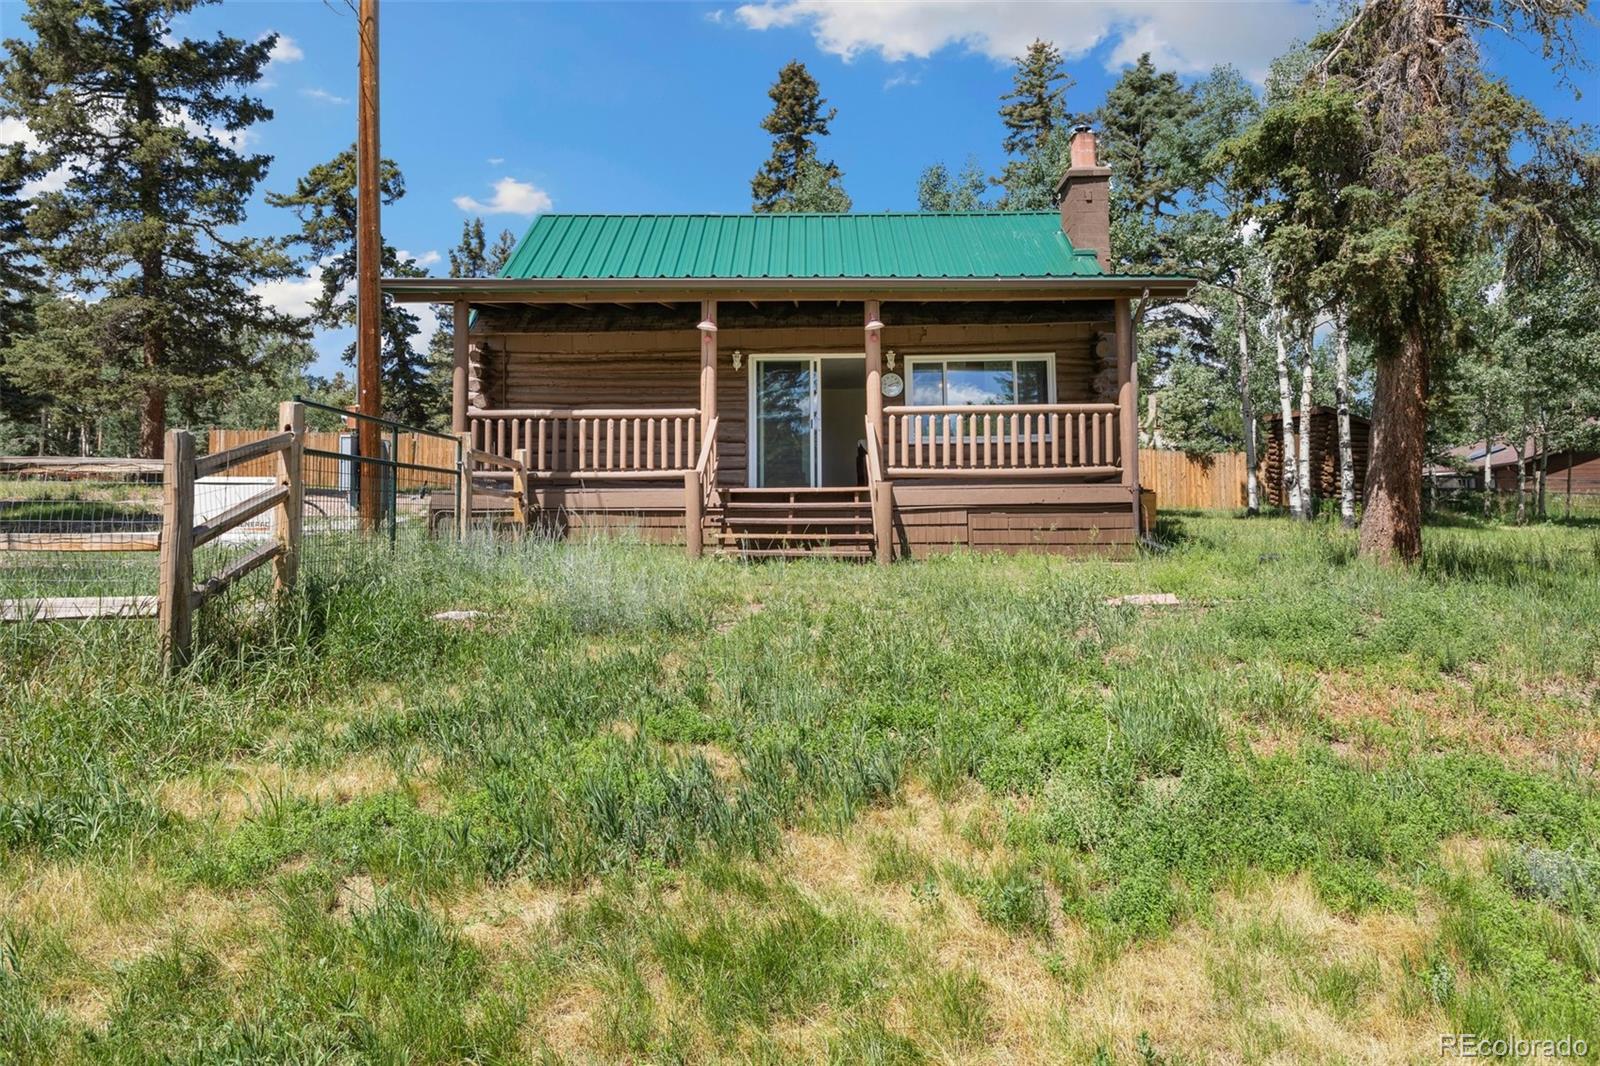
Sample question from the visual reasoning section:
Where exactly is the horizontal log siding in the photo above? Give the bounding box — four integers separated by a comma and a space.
478, 320, 1108, 488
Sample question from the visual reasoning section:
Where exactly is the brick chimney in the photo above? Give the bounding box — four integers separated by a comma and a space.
1054, 125, 1112, 272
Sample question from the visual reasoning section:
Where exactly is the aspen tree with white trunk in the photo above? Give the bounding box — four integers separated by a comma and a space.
1296, 325, 1316, 521
1334, 313, 1357, 526
1272, 310, 1303, 518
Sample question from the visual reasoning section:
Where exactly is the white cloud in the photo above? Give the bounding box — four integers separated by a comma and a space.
0, 116, 40, 150
705, 8, 726, 23
453, 177, 553, 216
2, 116, 70, 196
731, 0, 1323, 81
300, 87, 349, 106
400, 249, 441, 269
251, 273, 323, 319
266, 34, 304, 64
883, 70, 920, 90
486, 156, 505, 166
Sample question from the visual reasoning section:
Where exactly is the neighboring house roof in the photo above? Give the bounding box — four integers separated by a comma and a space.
496, 212, 1108, 281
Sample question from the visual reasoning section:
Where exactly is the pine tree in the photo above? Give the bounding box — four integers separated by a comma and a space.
449, 218, 491, 278
998, 39, 1072, 157
487, 228, 519, 274
1100, 53, 1203, 222
751, 61, 845, 212
267, 147, 434, 427
916, 156, 989, 211
0, 0, 300, 457
994, 40, 1074, 206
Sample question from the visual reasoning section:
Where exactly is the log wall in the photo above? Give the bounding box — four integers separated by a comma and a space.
473, 319, 1114, 488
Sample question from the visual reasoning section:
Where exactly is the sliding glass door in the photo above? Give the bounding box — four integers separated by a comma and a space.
753, 358, 818, 487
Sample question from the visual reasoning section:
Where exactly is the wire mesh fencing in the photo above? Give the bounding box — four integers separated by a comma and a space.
0, 456, 164, 619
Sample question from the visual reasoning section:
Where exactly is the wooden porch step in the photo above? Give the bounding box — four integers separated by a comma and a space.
715, 546, 874, 560
716, 531, 874, 543
716, 515, 870, 527
721, 501, 870, 513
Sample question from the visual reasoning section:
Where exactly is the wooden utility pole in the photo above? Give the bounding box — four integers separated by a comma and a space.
356, 0, 382, 530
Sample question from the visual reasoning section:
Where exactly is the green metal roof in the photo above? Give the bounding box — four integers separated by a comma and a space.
497, 212, 1106, 281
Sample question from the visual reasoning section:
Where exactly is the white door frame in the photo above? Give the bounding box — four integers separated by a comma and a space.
747, 353, 863, 488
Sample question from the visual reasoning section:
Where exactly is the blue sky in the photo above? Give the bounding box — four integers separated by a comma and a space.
4, 1, 1595, 375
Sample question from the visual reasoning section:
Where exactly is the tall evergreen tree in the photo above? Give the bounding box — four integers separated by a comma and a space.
268, 147, 434, 427
994, 40, 1073, 206
1095, 53, 1196, 270
751, 60, 845, 212
0, 143, 45, 447
0, 0, 300, 456
998, 39, 1073, 156
487, 228, 519, 275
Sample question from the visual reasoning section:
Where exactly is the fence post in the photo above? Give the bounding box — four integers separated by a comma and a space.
512, 447, 530, 534
274, 401, 304, 596
684, 469, 702, 560
158, 429, 195, 672
873, 480, 894, 565
457, 431, 473, 540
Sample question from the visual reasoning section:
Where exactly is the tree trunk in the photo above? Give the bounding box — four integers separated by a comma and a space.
1513, 439, 1527, 525
1358, 324, 1426, 563
1536, 430, 1548, 520
1334, 314, 1356, 528
1236, 290, 1259, 516
1273, 313, 1301, 518
132, 9, 166, 460
1481, 410, 1494, 518
1296, 327, 1315, 521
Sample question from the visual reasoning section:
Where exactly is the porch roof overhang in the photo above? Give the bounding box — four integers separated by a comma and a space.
380, 275, 1198, 306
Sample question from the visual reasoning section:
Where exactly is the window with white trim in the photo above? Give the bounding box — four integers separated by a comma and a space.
905, 355, 1053, 407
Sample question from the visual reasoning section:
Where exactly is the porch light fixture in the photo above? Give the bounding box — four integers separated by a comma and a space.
885, 349, 897, 370
697, 318, 718, 333
865, 316, 885, 332
731, 349, 743, 370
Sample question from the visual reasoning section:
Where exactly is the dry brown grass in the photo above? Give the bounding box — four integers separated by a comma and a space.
155, 752, 436, 827
1074, 876, 1443, 1064
1, 858, 271, 1031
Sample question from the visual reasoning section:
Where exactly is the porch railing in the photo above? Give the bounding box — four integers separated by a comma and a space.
883, 403, 1121, 477
684, 416, 718, 560
469, 407, 701, 479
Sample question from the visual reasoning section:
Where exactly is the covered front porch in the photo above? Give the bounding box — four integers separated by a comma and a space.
400, 284, 1156, 560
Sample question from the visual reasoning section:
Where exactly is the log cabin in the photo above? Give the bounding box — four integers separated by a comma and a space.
383, 127, 1195, 559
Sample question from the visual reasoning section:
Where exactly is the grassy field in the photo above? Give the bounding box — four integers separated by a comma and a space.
2, 513, 1598, 1063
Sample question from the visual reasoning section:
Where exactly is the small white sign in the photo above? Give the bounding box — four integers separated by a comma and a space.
881, 372, 904, 398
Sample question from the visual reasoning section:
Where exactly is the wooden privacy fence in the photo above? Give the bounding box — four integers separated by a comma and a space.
207, 427, 456, 491
1138, 449, 1261, 510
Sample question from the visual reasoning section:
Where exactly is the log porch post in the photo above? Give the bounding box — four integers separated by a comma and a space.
451, 299, 469, 434
864, 299, 883, 435
1116, 297, 1141, 534
699, 299, 718, 424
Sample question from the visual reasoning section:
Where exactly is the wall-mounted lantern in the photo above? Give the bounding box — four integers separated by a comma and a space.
885, 348, 897, 370
731, 349, 743, 371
